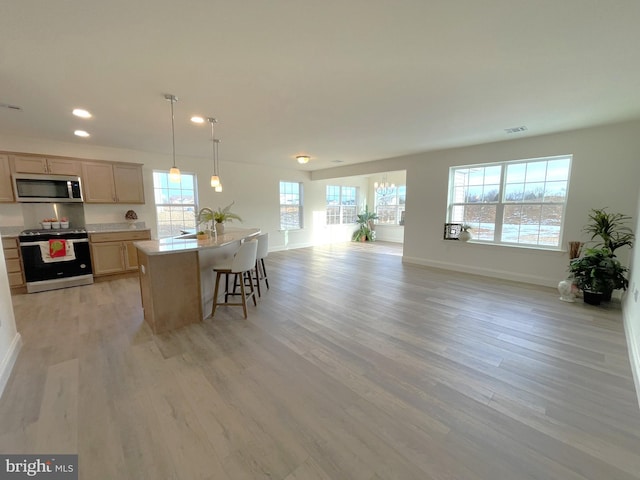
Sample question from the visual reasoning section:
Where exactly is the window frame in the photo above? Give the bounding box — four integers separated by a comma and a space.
153, 170, 198, 239
447, 155, 572, 249
279, 181, 303, 230
374, 185, 406, 225
326, 185, 358, 225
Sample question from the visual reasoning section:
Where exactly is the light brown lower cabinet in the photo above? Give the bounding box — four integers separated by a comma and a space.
89, 230, 151, 277
2, 237, 25, 291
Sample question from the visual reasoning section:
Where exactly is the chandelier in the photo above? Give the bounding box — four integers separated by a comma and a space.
374, 174, 395, 195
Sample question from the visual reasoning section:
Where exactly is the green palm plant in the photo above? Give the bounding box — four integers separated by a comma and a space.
584, 208, 634, 254
352, 205, 379, 242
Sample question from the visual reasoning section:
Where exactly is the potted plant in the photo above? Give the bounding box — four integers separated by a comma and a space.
568, 247, 629, 305
196, 231, 210, 241
125, 210, 138, 229
213, 202, 242, 234
352, 206, 378, 242
580, 208, 634, 300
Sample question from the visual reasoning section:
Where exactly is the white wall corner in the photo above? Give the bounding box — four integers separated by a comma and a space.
623, 308, 640, 410
0, 332, 22, 399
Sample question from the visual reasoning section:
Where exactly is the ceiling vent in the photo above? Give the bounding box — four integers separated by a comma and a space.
331, 160, 344, 163
505, 126, 527, 134
0, 103, 23, 112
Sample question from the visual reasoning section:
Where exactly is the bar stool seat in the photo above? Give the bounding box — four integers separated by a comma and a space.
211, 240, 258, 319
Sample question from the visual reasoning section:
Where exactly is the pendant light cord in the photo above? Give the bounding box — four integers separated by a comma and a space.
214, 138, 219, 176
170, 97, 177, 169
211, 120, 216, 176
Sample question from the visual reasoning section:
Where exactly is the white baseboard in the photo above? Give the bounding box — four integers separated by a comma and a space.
623, 308, 640, 409
0, 333, 22, 399
271, 242, 314, 252
401, 256, 558, 288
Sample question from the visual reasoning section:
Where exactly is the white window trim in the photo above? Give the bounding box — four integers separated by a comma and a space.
447, 155, 572, 250
326, 185, 358, 225
279, 181, 304, 230
153, 170, 198, 239
374, 185, 406, 225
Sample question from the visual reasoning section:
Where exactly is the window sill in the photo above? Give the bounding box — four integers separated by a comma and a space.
443, 239, 566, 253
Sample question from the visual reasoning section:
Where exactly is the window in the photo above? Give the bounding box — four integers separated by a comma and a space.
326, 186, 358, 225
153, 171, 197, 238
279, 181, 303, 230
374, 185, 406, 225
448, 155, 571, 248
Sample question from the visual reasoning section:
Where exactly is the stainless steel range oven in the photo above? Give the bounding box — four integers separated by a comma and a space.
19, 228, 93, 293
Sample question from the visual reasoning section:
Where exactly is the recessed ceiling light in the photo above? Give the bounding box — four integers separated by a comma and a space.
72, 108, 92, 118
296, 155, 310, 164
191, 116, 205, 124
74, 130, 90, 137
505, 126, 527, 134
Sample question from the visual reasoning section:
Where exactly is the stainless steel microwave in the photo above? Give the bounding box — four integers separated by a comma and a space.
13, 174, 83, 203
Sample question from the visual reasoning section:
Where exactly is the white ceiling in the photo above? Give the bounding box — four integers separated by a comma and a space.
2, 0, 640, 171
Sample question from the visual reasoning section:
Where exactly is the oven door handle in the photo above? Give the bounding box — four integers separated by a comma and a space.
20, 238, 89, 246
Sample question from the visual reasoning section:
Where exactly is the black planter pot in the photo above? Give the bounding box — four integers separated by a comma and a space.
583, 290, 604, 305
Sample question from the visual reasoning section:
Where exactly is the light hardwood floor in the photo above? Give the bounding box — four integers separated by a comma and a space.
1, 242, 640, 479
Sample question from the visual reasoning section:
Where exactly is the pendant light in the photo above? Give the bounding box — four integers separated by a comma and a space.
165, 94, 181, 182
213, 138, 223, 192
207, 117, 221, 189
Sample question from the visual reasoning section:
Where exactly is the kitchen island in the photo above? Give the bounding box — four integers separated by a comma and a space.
134, 228, 260, 334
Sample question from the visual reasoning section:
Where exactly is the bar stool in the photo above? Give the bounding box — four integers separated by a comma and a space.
231, 233, 270, 298
254, 233, 270, 297
211, 240, 258, 319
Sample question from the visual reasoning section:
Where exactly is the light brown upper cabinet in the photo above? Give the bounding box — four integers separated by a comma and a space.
113, 163, 145, 204
12, 155, 81, 175
81, 161, 145, 204
0, 155, 14, 202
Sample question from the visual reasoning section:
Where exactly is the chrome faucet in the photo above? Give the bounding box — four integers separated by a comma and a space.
196, 207, 215, 235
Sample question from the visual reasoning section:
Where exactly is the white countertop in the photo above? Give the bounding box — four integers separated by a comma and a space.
133, 228, 260, 256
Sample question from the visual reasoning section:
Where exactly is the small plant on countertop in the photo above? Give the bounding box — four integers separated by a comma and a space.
213, 202, 242, 223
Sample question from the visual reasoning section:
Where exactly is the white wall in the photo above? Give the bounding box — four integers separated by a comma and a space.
315, 120, 640, 287
623, 190, 640, 408
0, 246, 22, 398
